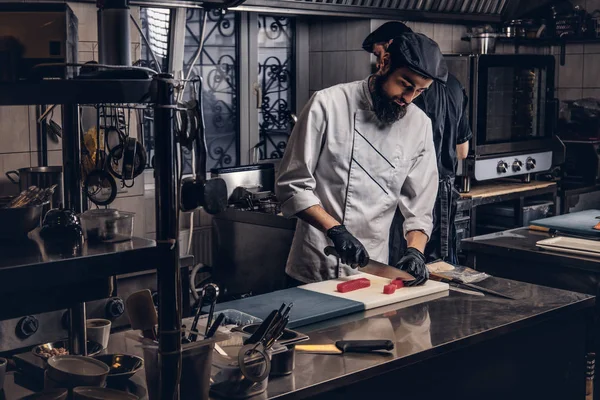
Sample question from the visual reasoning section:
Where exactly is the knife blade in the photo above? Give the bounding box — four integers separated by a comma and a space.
449, 283, 484, 297
431, 272, 515, 300
324, 246, 415, 281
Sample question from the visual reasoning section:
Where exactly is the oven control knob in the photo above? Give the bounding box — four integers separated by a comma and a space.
106, 297, 125, 319
512, 160, 523, 172
16, 316, 39, 339
497, 161, 508, 173
526, 157, 536, 170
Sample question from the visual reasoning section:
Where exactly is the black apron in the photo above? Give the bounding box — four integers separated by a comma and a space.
389, 176, 459, 265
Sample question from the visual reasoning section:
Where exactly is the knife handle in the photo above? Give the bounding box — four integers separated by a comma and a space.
335, 340, 394, 353
324, 246, 339, 258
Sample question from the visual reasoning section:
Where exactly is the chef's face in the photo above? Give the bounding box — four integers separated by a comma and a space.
376, 48, 433, 106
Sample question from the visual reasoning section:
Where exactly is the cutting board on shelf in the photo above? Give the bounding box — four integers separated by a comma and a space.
299, 273, 449, 311
530, 209, 600, 237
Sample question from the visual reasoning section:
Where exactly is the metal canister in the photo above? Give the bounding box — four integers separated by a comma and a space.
5, 166, 63, 209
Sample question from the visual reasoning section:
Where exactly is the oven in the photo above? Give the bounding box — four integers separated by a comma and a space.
446, 54, 559, 188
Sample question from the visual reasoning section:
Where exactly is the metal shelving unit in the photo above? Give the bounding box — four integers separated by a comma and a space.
1, 74, 181, 399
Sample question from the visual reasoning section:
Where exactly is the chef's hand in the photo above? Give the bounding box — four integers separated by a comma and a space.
396, 248, 428, 286
327, 225, 370, 268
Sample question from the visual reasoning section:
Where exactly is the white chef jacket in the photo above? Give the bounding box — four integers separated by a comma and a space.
276, 78, 438, 283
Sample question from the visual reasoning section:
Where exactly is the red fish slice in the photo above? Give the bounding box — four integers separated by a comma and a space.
383, 284, 396, 295
337, 278, 370, 293
391, 278, 405, 289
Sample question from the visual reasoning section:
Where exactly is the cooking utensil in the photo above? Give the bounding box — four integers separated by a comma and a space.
33, 340, 103, 360
80, 209, 134, 243
0, 196, 44, 239
92, 354, 144, 383
324, 246, 415, 281
205, 313, 225, 339
296, 340, 394, 355
84, 169, 117, 206
188, 287, 205, 342
203, 283, 219, 337
468, 33, 497, 54
430, 272, 515, 300
125, 289, 158, 340
46, 355, 109, 388
5, 166, 63, 209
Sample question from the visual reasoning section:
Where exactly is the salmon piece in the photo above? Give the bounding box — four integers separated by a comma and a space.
337, 278, 370, 293
383, 284, 396, 295
391, 278, 405, 289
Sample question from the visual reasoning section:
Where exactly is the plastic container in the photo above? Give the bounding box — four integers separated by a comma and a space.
141, 332, 227, 400
80, 209, 134, 243
210, 348, 271, 399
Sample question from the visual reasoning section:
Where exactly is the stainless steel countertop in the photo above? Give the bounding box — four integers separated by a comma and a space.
3, 277, 593, 400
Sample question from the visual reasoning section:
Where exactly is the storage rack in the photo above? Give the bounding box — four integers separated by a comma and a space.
0, 74, 182, 398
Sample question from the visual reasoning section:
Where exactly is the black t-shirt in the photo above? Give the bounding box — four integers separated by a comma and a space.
413, 73, 472, 179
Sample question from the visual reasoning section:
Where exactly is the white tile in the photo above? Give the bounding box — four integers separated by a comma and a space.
588, 0, 600, 11
585, 43, 600, 54
0, 153, 31, 196
79, 51, 96, 63
415, 22, 435, 39
130, 6, 141, 44
115, 170, 145, 198
309, 21, 323, 52
557, 88, 583, 101
565, 44, 584, 54
583, 53, 600, 87
346, 51, 370, 82
47, 150, 63, 166
322, 21, 347, 52
108, 195, 146, 237
79, 42, 95, 52
322, 52, 347, 88
370, 19, 389, 31
309, 52, 323, 91
0, 106, 32, 154
144, 194, 155, 235
132, 43, 141, 63
452, 25, 470, 54
558, 54, 584, 88
346, 19, 371, 51
30, 106, 62, 152
433, 24, 453, 44
68, 3, 98, 42
583, 88, 600, 98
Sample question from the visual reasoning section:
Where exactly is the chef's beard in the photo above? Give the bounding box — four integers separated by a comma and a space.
371, 73, 407, 124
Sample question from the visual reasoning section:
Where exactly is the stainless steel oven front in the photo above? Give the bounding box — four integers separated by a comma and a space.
446, 54, 558, 186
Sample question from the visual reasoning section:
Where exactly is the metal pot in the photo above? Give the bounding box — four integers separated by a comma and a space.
6, 167, 63, 209
469, 33, 497, 54
0, 197, 44, 240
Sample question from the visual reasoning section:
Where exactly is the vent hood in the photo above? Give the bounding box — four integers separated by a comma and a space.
202, 0, 553, 24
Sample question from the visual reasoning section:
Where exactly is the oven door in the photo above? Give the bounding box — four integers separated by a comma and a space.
473, 54, 557, 156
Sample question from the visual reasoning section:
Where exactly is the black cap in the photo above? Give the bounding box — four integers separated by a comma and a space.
387, 32, 448, 85
362, 21, 413, 52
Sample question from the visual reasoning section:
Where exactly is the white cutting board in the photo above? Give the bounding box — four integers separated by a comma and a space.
537, 236, 600, 258
298, 273, 449, 310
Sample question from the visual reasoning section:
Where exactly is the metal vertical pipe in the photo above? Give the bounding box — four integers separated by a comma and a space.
61, 104, 82, 212
37, 105, 48, 167
61, 103, 87, 356
153, 74, 181, 400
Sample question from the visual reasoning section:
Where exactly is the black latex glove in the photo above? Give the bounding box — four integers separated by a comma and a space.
327, 225, 370, 268
396, 247, 428, 286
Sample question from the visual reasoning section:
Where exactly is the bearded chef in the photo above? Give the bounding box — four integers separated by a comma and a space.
276, 33, 447, 286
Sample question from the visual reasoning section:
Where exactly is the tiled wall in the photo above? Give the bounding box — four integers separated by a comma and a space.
308, 18, 470, 94
0, 3, 147, 237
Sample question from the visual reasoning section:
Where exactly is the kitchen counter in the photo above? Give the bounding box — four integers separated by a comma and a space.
3, 277, 593, 400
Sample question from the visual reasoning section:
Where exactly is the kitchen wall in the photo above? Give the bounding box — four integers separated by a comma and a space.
309, 18, 471, 94
0, 3, 148, 237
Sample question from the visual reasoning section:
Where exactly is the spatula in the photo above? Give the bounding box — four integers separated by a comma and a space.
126, 289, 158, 340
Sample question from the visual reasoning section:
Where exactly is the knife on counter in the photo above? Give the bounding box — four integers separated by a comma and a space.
430, 272, 516, 300
324, 246, 415, 281
296, 340, 394, 355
